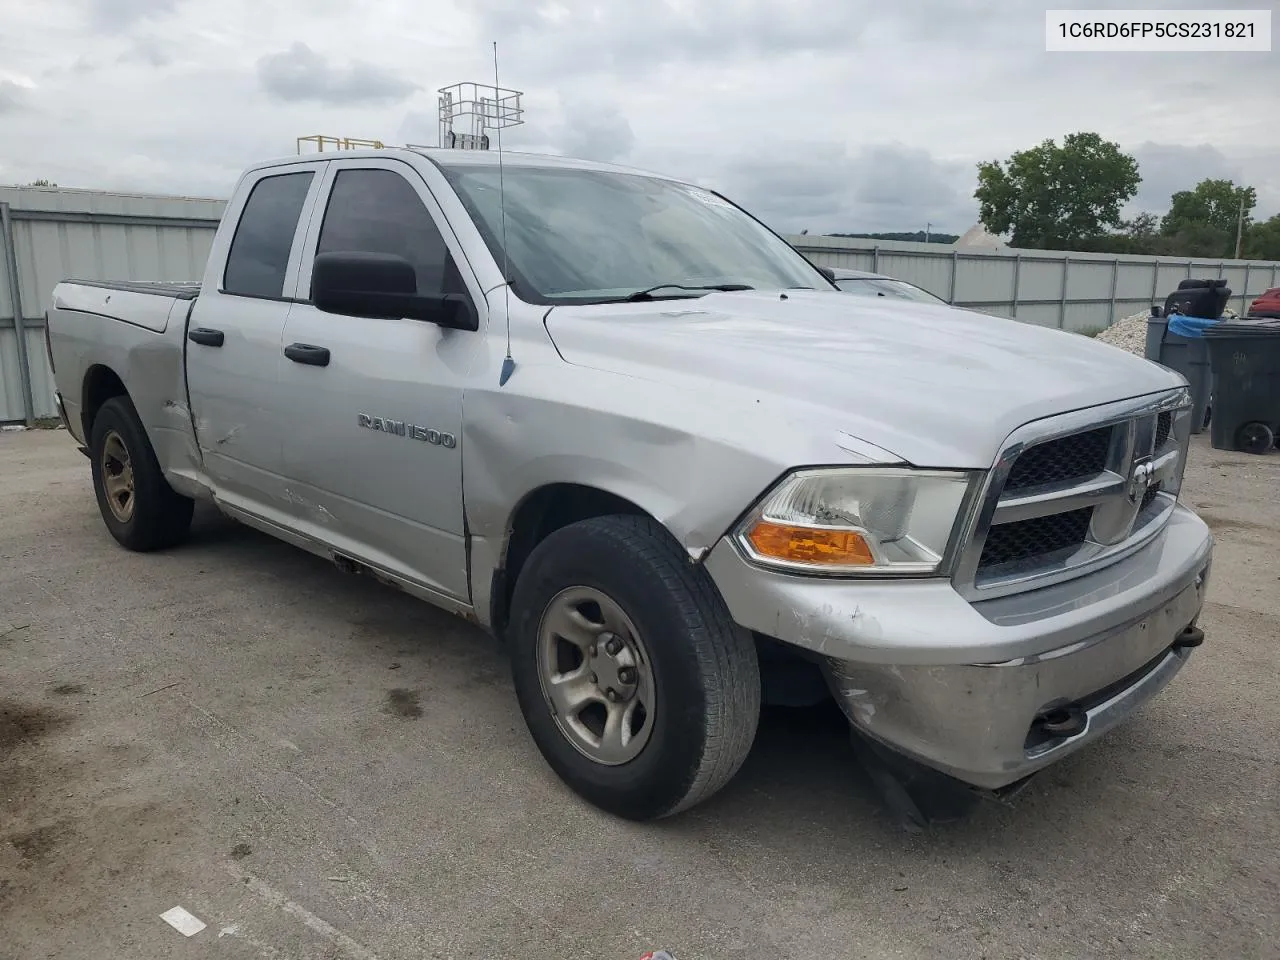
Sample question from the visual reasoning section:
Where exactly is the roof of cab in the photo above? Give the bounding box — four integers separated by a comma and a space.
247, 146, 682, 183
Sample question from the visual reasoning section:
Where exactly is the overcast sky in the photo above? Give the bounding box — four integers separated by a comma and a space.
1, 0, 1277, 235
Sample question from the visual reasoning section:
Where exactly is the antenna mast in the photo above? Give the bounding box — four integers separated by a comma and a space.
433, 66, 524, 385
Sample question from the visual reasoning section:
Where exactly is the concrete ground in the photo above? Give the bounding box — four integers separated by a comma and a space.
1, 428, 1277, 960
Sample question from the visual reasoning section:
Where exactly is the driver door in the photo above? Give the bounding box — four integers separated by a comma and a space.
274, 157, 486, 602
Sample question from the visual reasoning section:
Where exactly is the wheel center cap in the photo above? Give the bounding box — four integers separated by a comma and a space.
590, 632, 638, 700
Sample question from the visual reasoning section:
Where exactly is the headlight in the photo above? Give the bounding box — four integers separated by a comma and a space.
735, 468, 975, 575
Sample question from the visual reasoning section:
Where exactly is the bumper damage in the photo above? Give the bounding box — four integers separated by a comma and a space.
706, 504, 1213, 791
824, 581, 1206, 789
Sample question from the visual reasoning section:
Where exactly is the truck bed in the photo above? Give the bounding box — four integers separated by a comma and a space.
54, 279, 201, 334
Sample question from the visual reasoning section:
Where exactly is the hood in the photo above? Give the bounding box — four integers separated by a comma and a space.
543, 290, 1184, 468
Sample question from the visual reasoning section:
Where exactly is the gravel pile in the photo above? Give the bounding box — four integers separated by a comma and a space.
1096, 312, 1150, 356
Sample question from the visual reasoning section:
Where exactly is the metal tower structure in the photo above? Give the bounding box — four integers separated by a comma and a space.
432, 81, 524, 150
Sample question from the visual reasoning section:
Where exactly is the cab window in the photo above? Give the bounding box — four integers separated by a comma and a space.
314, 168, 464, 297
223, 171, 314, 298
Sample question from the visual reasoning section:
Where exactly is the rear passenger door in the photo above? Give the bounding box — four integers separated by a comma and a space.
186, 163, 325, 517
275, 158, 486, 602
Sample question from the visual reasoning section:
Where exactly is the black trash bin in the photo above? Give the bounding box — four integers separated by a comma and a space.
1145, 311, 1213, 434
1203, 318, 1280, 454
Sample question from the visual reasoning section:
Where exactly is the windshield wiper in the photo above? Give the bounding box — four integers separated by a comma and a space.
616, 283, 754, 302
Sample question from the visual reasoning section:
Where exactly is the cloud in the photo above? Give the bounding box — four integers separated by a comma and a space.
118, 36, 172, 67
84, 0, 180, 32
0, 0, 1275, 236
554, 98, 635, 164
393, 108, 441, 148
695, 141, 974, 234
1127, 143, 1243, 216
472, 0, 1036, 82
0, 79, 33, 115
256, 42, 419, 106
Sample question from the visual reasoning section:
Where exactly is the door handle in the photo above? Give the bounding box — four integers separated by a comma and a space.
188, 327, 224, 347
284, 343, 331, 367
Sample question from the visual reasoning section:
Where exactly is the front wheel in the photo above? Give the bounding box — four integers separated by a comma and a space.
508, 514, 761, 820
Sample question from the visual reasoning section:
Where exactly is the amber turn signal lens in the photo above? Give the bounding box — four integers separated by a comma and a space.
746, 520, 875, 566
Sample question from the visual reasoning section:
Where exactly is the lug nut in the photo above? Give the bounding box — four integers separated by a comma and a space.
589, 673, 598, 684
605, 637, 623, 656
618, 666, 636, 684
605, 688, 618, 702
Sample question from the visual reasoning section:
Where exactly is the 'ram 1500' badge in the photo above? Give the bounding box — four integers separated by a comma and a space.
357, 414, 456, 448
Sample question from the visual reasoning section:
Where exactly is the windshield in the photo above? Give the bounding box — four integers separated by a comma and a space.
436, 163, 830, 304
835, 276, 946, 304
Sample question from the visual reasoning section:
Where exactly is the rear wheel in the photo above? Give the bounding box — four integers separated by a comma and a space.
89, 396, 194, 550
508, 514, 761, 820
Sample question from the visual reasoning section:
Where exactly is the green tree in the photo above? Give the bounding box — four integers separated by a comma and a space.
1160, 179, 1256, 247
974, 132, 1140, 249
26, 178, 56, 187
1079, 212, 1163, 254
1243, 214, 1280, 261
1161, 222, 1235, 259
1123, 212, 1160, 243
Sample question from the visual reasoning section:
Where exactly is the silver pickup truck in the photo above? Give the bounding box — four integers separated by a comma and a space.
45, 148, 1213, 823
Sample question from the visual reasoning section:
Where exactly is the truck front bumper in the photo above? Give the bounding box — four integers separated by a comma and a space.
704, 505, 1213, 790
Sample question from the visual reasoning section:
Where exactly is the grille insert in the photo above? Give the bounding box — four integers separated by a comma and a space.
1139, 481, 1162, 514
1004, 427, 1112, 492
1155, 411, 1172, 450
978, 507, 1093, 570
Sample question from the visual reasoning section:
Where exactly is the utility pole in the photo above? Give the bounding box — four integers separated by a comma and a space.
1234, 196, 1246, 259
925, 222, 931, 244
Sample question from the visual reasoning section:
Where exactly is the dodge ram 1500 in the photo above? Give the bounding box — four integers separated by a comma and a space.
45, 148, 1213, 822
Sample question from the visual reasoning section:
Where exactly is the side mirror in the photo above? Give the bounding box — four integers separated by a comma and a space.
817, 266, 836, 282
311, 252, 477, 331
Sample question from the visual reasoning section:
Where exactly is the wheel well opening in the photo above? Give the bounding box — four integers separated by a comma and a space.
82, 366, 128, 437
491, 484, 648, 635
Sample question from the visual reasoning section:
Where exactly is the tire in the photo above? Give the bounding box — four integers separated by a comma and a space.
1236, 421, 1275, 456
88, 395, 194, 551
507, 514, 761, 820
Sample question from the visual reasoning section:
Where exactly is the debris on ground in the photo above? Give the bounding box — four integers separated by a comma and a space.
159, 906, 207, 937
1096, 312, 1149, 356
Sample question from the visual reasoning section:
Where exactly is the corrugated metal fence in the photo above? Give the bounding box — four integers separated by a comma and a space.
0, 186, 223, 424
791, 235, 1280, 332
3, 183, 1280, 423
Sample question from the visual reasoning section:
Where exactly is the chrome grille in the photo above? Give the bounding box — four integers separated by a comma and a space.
978, 507, 1093, 569
1004, 426, 1112, 492
954, 388, 1192, 601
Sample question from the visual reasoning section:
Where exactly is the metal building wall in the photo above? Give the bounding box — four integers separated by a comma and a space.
788, 234, 1280, 331
0, 186, 224, 424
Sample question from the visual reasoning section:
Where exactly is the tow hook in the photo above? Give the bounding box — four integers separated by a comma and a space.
1036, 704, 1087, 739
1172, 624, 1205, 649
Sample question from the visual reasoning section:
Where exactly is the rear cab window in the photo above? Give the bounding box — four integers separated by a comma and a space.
222, 171, 315, 298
